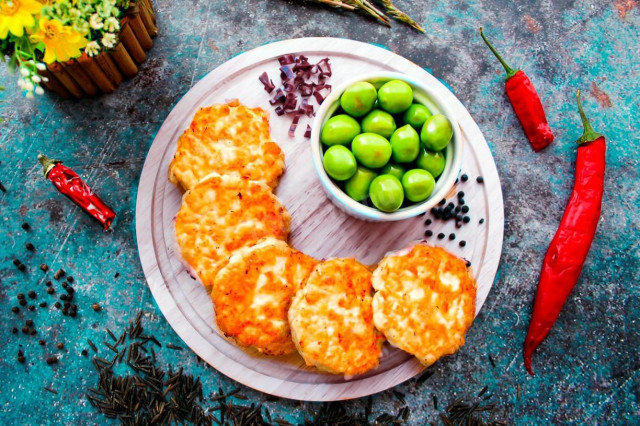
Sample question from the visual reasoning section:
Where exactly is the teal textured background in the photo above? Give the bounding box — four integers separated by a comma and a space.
1, 0, 639, 423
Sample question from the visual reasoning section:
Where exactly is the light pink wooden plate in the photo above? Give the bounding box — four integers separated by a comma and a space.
136, 37, 504, 401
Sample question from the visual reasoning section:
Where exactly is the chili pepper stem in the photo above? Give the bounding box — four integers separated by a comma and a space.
575, 90, 604, 145
37, 154, 58, 178
479, 27, 518, 79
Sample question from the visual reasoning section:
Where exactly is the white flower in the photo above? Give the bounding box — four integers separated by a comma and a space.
42, 77, 49, 83
90, 13, 104, 30
31, 75, 42, 83
20, 67, 30, 77
85, 41, 101, 57
36, 63, 46, 71
104, 17, 119, 32
35, 86, 45, 96
101, 33, 117, 49
23, 81, 34, 92
17, 79, 25, 89
26, 91, 34, 99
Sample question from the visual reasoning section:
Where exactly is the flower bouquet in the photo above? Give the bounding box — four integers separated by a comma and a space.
0, 0, 157, 98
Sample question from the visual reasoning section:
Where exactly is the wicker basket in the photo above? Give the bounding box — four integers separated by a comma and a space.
39, 0, 158, 99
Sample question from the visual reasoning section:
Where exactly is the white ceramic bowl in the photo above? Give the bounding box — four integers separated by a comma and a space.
310, 71, 462, 222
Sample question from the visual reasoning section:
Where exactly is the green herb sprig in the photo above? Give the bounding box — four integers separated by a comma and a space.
296, 0, 425, 33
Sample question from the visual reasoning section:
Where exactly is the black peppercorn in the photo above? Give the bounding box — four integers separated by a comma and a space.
46, 356, 58, 365
461, 174, 468, 182
476, 176, 484, 183
26, 320, 34, 327
45, 281, 52, 287
40, 264, 49, 272
479, 218, 485, 224
459, 240, 467, 247
39, 339, 46, 346
459, 198, 465, 205
67, 276, 74, 283
463, 216, 470, 223
449, 233, 456, 240
39, 302, 47, 308
425, 230, 433, 237
28, 290, 36, 299
12, 306, 20, 313
465, 260, 472, 267
21, 326, 29, 334
81, 349, 88, 356
17, 293, 25, 300
18, 356, 25, 364
19, 299, 27, 306
46, 287, 55, 294
60, 294, 68, 301
25, 242, 35, 251
92, 303, 101, 312
29, 329, 36, 335
53, 269, 65, 280
28, 305, 35, 311
425, 219, 432, 226
437, 233, 445, 239
56, 342, 64, 349
54, 302, 61, 308
21, 222, 30, 230
457, 191, 465, 198
461, 205, 470, 213
12, 327, 18, 334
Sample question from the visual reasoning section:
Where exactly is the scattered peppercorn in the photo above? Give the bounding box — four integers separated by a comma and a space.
40, 264, 49, 272
477, 176, 484, 183
461, 174, 468, 182
425, 219, 432, 226
17, 293, 25, 300
67, 276, 74, 283
425, 230, 433, 237
457, 191, 465, 198
53, 269, 65, 280
21, 326, 29, 334
46, 287, 55, 294
26, 320, 34, 327
461, 205, 470, 213
28, 305, 35, 311
61, 282, 68, 290
60, 294, 69, 301
28, 290, 36, 299
437, 233, 445, 239
114, 272, 120, 278
479, 218, 485, 224
29, 328, 36, 335
25, 242, 35, 251
54, 302, 61, 308
81, 349, 88, 356
39, 340, 46, 346
56, 342, 64, 350
63, 302, 70, 309
449, 233, 456, 240
92, 303, 101, 312
463, 216, 471, 223
18, 356, 25, 364
12, 327, 18, 334
459, 241, 467, 247
466, 260, 472, 267
438, 199, 446, 206
19, 299, 27, 306
0, 181, 6, 192
12, 306, 20, 313
13, 259, 26, 271
45, 281, 52, 287
39, 302, 47, 308
46, 356, 58, 365
21, 222, 30, 231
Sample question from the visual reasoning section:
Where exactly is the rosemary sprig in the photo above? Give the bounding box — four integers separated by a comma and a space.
375, 0, 425, 33
299, 0, 422, 32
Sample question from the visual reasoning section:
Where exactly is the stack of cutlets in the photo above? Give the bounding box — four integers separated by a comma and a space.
170, 100, 477, 375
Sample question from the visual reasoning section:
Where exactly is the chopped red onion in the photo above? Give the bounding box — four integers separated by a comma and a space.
258, 72, 275, 93
261, 55, 332, 137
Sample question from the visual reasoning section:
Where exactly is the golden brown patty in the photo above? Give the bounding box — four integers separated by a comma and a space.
175, 174, 291, 290
372, 243, 476, 367
289, 258, 384, 375
169, 100, 285, 191
212, 238, 317, 355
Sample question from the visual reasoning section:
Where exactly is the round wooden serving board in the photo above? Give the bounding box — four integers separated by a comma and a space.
136, 37, 504, 401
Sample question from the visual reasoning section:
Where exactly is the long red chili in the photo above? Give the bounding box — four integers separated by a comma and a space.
523, 90, 606, 375
480, 27, 554, 152
38, 154, 116, 230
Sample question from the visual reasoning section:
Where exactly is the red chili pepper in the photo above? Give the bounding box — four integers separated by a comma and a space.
38, 154, 116, 230
523, 90, 605, 375
480, 27, 554, 152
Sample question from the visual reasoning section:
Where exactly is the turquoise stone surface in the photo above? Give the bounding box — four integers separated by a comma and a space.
0, 1, 638, 423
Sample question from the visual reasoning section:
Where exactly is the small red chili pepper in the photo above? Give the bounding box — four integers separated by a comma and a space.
523, 90, 606, 375
480, 27, 554, 152
38, 154, 116, 230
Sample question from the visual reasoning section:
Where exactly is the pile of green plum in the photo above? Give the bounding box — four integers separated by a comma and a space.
320, 79, 453, 213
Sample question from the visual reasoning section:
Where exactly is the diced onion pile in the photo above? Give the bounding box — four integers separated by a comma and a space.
258, 55, 332, 138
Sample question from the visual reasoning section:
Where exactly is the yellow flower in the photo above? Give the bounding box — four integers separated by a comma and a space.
0, 0, 42, 38
31, 18, 88, 63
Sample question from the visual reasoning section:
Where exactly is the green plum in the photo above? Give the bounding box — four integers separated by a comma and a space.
361, 109, 396, 138
369, 174, 404, 212
401, 169, 435, 202
377, 80, 413, 114
390, 124, 420, 163
345, 166, 377, 201
351, 133, 392, 169
403, 104, 432, 130
340, 81, 377, 117
381, 163, 406, 181
420, 114, 453, 151
323, 145, 357, 181
320, 114, 360, 146
416, 147, 446, 178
